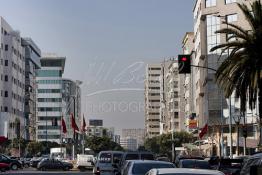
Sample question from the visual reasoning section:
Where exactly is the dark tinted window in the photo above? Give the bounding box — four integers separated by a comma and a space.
141, 154, 154, 160
113, 153, 122, 163
180, 160, 195, 168
195, 161, 211, 169
99, 153, 111, 163
132, 163, 174, 174
125, 154, 139, 160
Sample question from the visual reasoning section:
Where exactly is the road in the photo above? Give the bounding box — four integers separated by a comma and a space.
1, 168, 93, 175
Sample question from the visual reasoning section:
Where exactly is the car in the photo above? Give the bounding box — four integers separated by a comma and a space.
0, 163, 9, 172
118, 151, 155, 174
37, 158, 73, 171
218, 158, 244, 175
146, 168, 225, 175
30, 157, 43, 168
76, 154, 95, 171
122, 160, 175, 175
175, 155, 204, 166
0, 154, 22, 170
240, 152, 262, 175
178, 159, 211, 169
93, 151, 123, 175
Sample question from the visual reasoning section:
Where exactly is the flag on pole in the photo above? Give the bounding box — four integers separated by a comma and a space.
199, 123, 208, 139
61, 116, 67, 134
71, 113, 79, 132
82, 115, 86, 132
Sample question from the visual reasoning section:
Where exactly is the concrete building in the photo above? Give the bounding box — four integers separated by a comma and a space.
22, 38, 41, 141
0, 17, 25, 139
62, 79, 81, 142
120, 137, 138, 151
192, 0, 259, 155
122, 129, 145, 146
36, 54, 65, 143
181, 32, 196, 132
145, 64, 162, 138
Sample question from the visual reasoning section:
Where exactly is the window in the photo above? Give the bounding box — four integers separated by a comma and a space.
4, 60, 8, 66
38, 89, 61, 93
4, 91, 8, 97
226, 14, 237, 23
225, 0, 236, 4
206, 15, 220, 54
206, 0, 216, 7
37, 70, 61, 77
4, 106, 8, 112
4, 75, 8, 82
4, 45, 8, 51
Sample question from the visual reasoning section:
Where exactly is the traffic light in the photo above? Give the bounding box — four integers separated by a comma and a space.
178, 54, 191, 74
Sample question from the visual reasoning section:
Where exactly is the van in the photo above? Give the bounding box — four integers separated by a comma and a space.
93, 151, 123, 175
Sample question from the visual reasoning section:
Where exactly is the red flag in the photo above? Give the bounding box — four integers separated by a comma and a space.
199, 123, 208, 139
71, 113, 79, 131
61, 117, 67, 134
82, 115, 86, 132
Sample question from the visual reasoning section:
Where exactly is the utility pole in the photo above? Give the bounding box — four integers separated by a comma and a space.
229, 96, 233, 158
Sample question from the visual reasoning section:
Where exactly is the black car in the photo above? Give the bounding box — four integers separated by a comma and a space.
218, 158, 244, 175
37, 159, 73, 171
0, 154, 22, 170
178, 159, 211, 169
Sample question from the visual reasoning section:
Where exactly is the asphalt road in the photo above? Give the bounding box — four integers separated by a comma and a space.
0, 168, 93, 175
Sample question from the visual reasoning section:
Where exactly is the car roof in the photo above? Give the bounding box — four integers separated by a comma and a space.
129, 160, 173, 164
151, 168, 224, 175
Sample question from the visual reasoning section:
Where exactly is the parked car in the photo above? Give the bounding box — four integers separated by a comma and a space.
218, 158, 244, 175
37, 158, 73, 171
178, 159, 211, 169
76, 154, 95, 171
122, 160, 175, 175
0, 163, 9, 172
0, 154, 22, 170
93, 151, 123, 175
118, 151, 155, 173
30, 157, 43, 168
10, 157, 30, 168
240, 152, 262, 175
175, 155, 204, 167
146, 168, 224, 175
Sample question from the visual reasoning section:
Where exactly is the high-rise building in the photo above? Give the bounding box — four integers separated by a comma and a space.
145, 64, 162, 138
122, 129, 145, 146
22, 38, 41, 141
0, 17, 25, 139
62, 79, 81, 142
36, 54, 65, 143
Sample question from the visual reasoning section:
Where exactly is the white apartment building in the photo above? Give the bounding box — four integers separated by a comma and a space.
145, 64, 162, 138
120, 137, 138, 151
36, 54, 65, 143
0, 17, 25, 139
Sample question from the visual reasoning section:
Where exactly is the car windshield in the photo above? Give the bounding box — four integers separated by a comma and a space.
99, 153, 112, 163
195, 161, 211, 169
141, 154, 154, 160
125, 154, 139, 160
181, 160, 195, 168
132, 163, 174, 175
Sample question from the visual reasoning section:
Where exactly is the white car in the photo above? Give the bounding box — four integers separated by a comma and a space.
146, 168, 225, 175
77, 154, 95, 171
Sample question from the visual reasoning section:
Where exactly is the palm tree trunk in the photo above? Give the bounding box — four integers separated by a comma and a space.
259, 78, 262, 148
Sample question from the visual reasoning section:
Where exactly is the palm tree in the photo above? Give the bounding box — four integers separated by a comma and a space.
210, 0, 262, 146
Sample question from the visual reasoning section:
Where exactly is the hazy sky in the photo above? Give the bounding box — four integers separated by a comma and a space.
0, 0, 195, 134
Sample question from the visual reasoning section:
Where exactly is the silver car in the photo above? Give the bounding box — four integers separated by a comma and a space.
122, 160, 175, 175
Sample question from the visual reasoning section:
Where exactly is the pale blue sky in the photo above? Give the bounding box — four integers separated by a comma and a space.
0, 0, 195, 134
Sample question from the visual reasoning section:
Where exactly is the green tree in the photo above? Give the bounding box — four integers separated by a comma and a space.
26, 141, 43, 156
210, 0, 262, 145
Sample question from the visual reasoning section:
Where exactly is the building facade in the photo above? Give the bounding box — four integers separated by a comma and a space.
36, 54, 65, 143
120, 137, 138, 151
122, 128, 145, 146
62, 79, 81, 141
0, 17, 25, 139
22, 38, 41, 141
145, 64, 162, 138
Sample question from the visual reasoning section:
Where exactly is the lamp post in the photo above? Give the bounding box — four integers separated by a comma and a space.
233, 114, 242, 156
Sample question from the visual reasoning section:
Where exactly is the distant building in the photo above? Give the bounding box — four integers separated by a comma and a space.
89, 119, 103, 126
122, 129, 145, 146
36, 54, 65, 143
62, 79, 81, 142
120, 137, 138, 151
22, 38, 41, 141
114, 135, 120, 144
